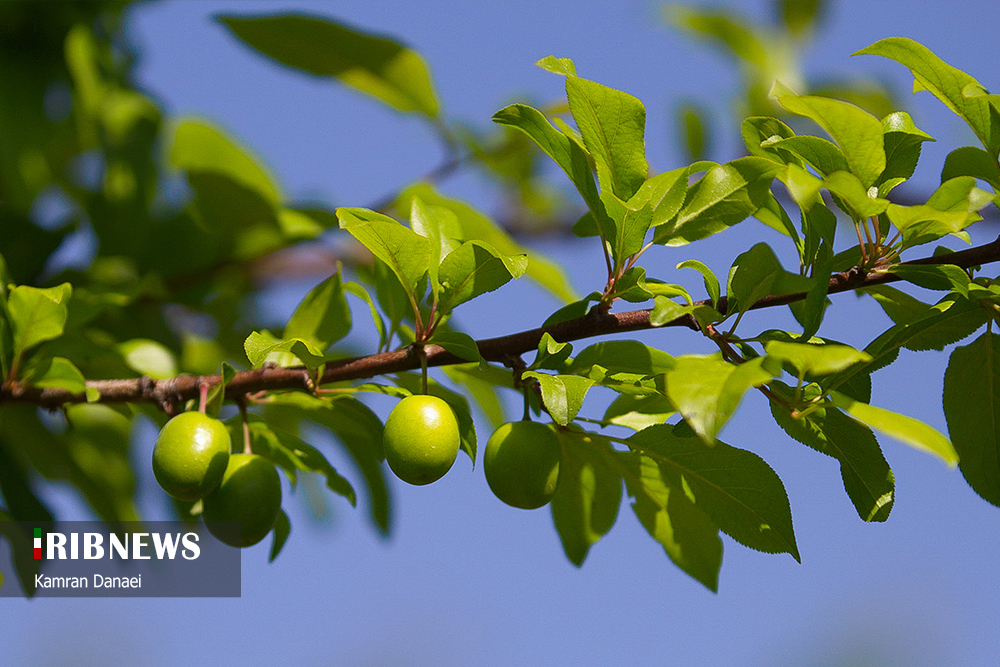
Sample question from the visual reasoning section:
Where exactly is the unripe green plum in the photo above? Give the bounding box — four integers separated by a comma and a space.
484, 421, 561, 510
383, 395, 460, 486
203, 454, 282, 548
152, 411, 231, 501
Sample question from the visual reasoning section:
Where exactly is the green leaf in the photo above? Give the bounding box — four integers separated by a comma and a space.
599, 191, 653, 265
205, 362, 236, 420
442, 363, 511, 430
409, 197, 458, 298
8, 283, 71, 358
522, 372, 596, 426
430, 331, 482, 364
727, 242, 813, 315
640, 166, 701, 228
244, 330, 325, 370
604, 393, 676, 431
542, 292, 602, 327
550, 429, 622, 566
269, 508, 291, 562
779, 0, 825, 37
437, 240, 527, 312
217, 13, 439, 117
767, 135, 850, 175
666, 5, 769, 69
566, 75, 648, 200
492, 103, 604, 222
117, 339, 178, 380
337, 207, 432, 294
285, 268, 351, 352
0, 518, 41, 598
236, 415, 356, 503
941, 146, 1000, 190
656, 157, 779, 246
620, 448, 722, 590
345, 281, 388, 352
397, 183, 577, 303
860, 284, 931, 325
23, 357, 87, 395
657, 354, 776, 443
836, 294, 989, 394
169, 118, 281, 205
887, 264, 972, 293
677, 101, 710, 162
944, 333, 1000, 505
770, 391, 893, 522
612, 266, 654, 303
772, 84, 886, 187
764, 340, 871, 377
628, 423, 799, 560
823, 170, 889, 219
677, 259, 722, 308
535, 55, 577, 76
856, 38, 1000, 157
266, 394, 390, 534
569, 340, 674, 377
830, 391, 958, 466
779, 163, 823, 211
880, 111, 935, 190
742, 116, 799, 163
531, 332, 573, 371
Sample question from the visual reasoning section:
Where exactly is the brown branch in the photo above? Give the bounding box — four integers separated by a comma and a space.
4, 235, 999, 410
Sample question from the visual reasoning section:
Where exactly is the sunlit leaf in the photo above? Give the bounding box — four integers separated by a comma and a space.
830, 391, 958, 465
218, 13, 440, 117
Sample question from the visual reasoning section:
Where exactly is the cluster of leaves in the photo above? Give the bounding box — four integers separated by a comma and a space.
2, 1, 1000, 595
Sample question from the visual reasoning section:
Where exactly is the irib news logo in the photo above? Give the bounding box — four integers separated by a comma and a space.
2, 521, 241, 598
32, 527, 201, 561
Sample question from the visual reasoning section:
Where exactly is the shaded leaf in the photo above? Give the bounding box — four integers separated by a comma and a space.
285, 268, 351, 352
771, 389, 893, 521
431, 331, 482, 364
523, 371, 596, 426
269, 508, 291, 562
550, 429, 622, 566
944, 332, 1000, 505
628, 423, 799, 560
620, 448, 722, 590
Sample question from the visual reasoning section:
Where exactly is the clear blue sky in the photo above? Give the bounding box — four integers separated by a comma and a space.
5, 1, 1000, 665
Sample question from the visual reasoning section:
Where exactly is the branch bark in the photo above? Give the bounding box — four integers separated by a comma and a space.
4, 235, 999, 409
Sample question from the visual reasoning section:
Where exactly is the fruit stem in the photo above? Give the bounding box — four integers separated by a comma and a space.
238, 398, 252, 455
198, 381, 209, 414
417, 345, 429, 395
522, 388, 531, 422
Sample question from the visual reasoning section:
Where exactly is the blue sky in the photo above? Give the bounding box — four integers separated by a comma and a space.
5, 1, 1000, 665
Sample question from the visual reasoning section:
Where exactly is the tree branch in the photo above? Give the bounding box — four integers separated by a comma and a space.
4, 235, 999, 409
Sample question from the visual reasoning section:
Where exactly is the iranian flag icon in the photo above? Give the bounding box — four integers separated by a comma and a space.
34, 528, 41, 559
